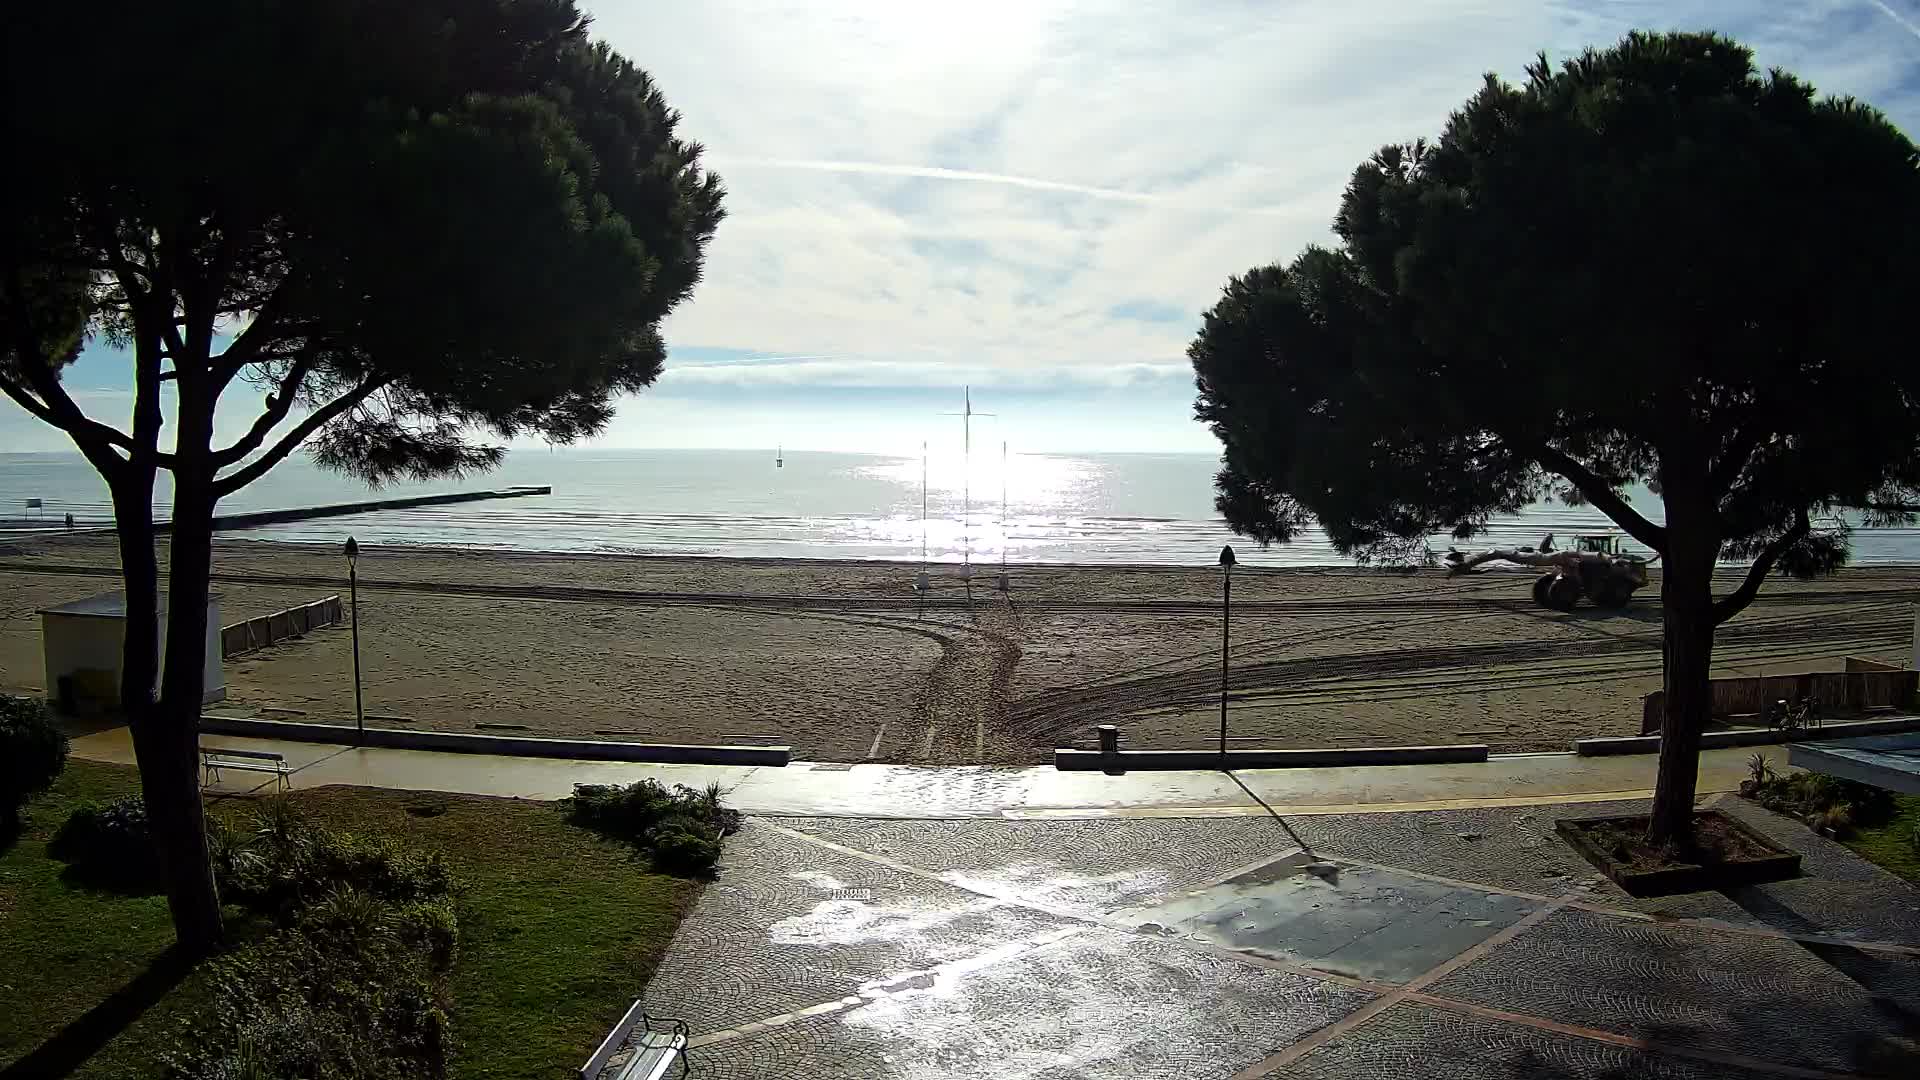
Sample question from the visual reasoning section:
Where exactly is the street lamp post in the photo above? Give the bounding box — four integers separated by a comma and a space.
1218, 544, 1235, 770
345, 536, 363, 745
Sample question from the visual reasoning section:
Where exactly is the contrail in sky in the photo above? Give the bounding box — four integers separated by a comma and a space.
713, 157, 1163, 203
1866, 0, 1920, 42
711, 156, 1310, 216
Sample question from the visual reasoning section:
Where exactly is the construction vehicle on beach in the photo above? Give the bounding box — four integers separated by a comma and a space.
1445, 530, 1651, 612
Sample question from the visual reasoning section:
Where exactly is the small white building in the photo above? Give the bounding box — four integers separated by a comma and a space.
39, 592, 224, 714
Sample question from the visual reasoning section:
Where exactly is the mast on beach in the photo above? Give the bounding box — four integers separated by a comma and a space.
943, 386, 992, 579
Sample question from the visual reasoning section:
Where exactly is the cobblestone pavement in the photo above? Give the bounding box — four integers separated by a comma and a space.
634, 802, 1920, 1079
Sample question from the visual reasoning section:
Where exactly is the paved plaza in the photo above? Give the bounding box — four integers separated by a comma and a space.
636, 798, 1920, 1079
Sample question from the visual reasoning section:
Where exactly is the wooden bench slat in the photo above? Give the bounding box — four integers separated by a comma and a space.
581, 1001, 686, 1080
615, 1036, 686, 1080
201, 748, 291, 793
202, 747, 285, 762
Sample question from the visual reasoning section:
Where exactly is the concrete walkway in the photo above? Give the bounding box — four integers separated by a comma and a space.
69, 725, 1920, 1077
71, 725, 1761, 817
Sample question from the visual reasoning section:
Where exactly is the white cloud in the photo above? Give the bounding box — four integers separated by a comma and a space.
9, 2, 1919, 453
663, 358, 1187, 389
592, 0, 1920, 398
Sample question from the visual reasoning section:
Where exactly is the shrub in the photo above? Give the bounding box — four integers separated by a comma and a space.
1, 694, 68, 824
304, 832, 453, 905
169, 802, 459, 1080
645, 821, 724, 875
50, 796, 162, 890
166, 927, 449, 1080
569, 779, 682, 837
393, 899, 461, 975
1741, 769, 1897, 838
218, 801, 453, 916
567, 779, 738, 875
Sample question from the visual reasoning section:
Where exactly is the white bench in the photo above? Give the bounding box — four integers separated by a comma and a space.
580, 999, 689, 1080
200, 746, 290, 792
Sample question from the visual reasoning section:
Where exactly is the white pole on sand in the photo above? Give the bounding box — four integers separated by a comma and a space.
916, 442, 930, 604
940, 387, 993, 594
998, 440, 1009, 592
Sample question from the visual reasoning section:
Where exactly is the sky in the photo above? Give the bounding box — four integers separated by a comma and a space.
8, 0, 1920, 457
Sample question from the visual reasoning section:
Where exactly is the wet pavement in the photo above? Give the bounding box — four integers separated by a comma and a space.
70, 723, 1764, 813
638, 800, 1920, 1079
1116, 854, 1540, 984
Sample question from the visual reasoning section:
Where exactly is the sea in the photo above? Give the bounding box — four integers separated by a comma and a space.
4, 449, 1920, 567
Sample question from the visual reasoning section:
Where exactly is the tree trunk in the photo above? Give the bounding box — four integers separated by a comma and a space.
112, 471, 223, 954
154, 435, 225, 954
1645, 528, 1717, 847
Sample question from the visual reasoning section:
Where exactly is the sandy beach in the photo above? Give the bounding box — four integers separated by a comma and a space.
1, 533, 1913, 764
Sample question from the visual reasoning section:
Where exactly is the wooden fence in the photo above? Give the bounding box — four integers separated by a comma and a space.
1640, 665, 1916, 733
220, 595, 344, 658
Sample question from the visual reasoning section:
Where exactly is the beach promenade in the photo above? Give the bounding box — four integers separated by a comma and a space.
68, 728, 1920, 1078
71, 723, 1761, 815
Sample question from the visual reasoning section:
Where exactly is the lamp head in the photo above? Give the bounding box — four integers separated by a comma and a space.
1218, 544, 1236, 569
345, 536, 359, 565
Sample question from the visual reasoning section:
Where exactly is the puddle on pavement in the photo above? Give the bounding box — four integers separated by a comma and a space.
768, 870, 1007, 949
842, 930, 1167, 1077
1115, 853, 1537, 983
769, 894, 1008, 948
939, 862, 1171, 912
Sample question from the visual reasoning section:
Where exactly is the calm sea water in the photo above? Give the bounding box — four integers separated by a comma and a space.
4, 449, 1919, 566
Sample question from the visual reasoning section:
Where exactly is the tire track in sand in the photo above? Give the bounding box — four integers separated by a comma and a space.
909, 595, 1023, 764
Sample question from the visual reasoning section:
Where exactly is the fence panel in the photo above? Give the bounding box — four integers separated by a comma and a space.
220, 595, 346, 658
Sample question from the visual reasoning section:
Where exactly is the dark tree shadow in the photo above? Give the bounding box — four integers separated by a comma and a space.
1721, 885, 1920, 1071
0, 946, 195, 1080
1730, 888, 1920, 1028
1566, 602, 1666, 627
54, 859, 164, 896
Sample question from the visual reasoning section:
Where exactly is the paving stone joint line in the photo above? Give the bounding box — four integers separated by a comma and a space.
1400, 992, 1866, 1080
745, 820, 1920, 1079
1229, 896, 1578, 1079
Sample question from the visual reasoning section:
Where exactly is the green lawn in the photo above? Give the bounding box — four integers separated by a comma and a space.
1843, 792, 1920, 885
0, 761, 701, 1079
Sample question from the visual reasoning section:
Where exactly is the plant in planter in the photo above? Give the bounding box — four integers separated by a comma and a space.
1739, 757, 1895, 839
1556, 811, 1801, 898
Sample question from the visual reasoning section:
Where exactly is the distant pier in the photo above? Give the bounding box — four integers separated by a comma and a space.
191, 485, 552, 532
0, 485, 551, 536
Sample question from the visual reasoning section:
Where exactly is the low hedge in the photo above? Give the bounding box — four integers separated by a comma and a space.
49, 796, 161, 890
568, 779, 740, 875
1, 695, 68, 828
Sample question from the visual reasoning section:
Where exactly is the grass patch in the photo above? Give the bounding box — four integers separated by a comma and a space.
0, 761, 702, 1079
0, 761, 187, 1079
1842, 793, 1920, 885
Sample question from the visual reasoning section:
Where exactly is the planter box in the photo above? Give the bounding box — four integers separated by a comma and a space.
1555, 811, 1801, 897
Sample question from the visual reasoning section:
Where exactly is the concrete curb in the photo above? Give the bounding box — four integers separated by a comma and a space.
1054, 744, 1489, 771
1573, 715, 1920, 757
198, 715, 790, 766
